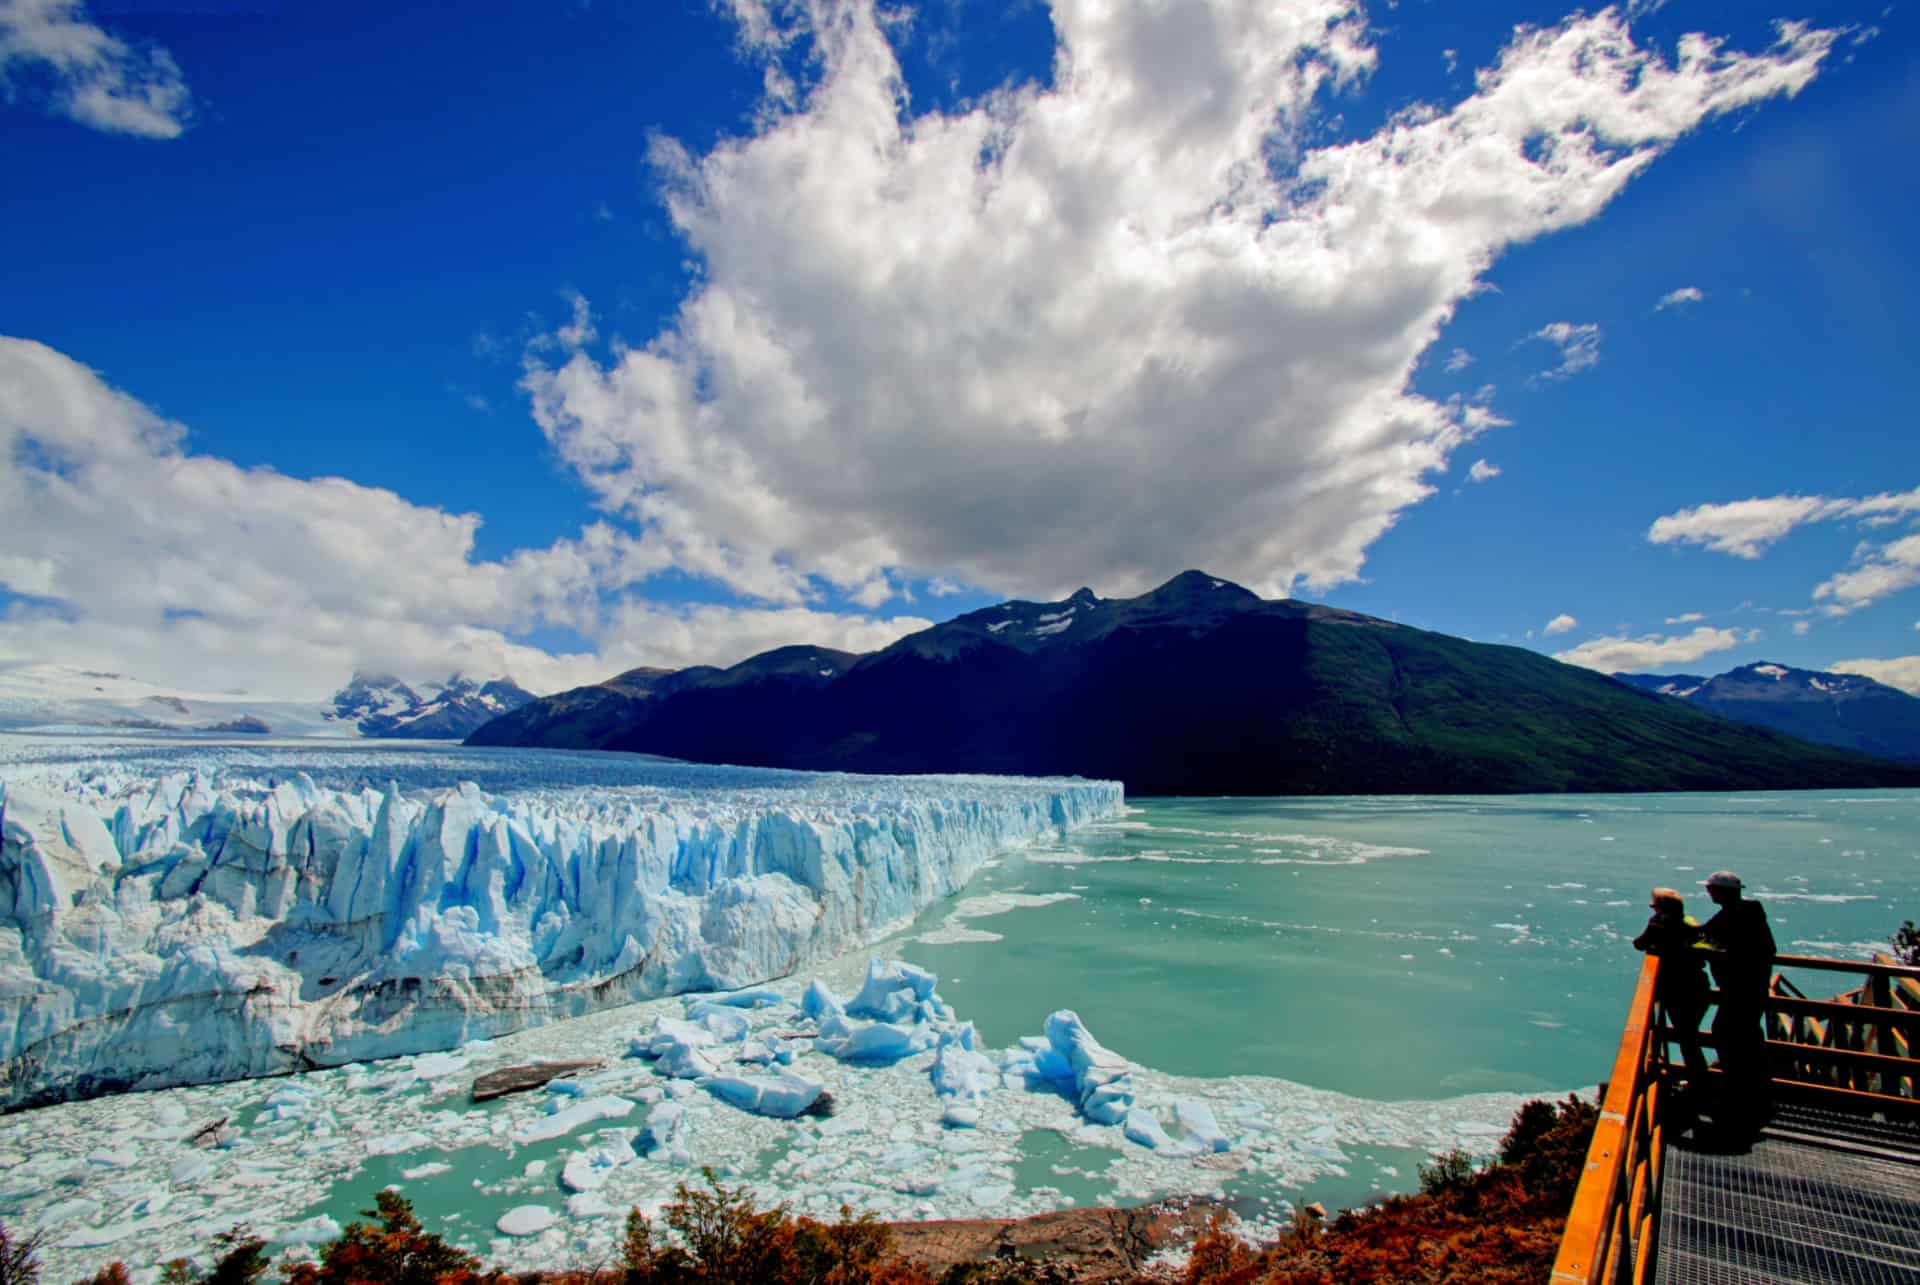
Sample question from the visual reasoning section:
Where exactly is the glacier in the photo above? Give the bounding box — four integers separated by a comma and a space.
0, 737, 1121, 1110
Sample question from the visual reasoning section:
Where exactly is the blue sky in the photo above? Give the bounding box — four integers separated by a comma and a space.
3, 0, 1918, 698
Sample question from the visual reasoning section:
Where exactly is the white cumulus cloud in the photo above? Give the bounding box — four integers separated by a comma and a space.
1544, 612, 1578, 635
524, 2, 1833, 605
0, 0, 193, 137
1529, 321, 1602, 380
1468, 459, 1500, 483
1554, 625, 1745, 673
0, 338, 930, 697
1655, 285, 1705, 310
1829, 656, 1920, 696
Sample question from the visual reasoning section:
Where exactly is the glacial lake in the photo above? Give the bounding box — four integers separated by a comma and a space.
7, 779, 1917, 1280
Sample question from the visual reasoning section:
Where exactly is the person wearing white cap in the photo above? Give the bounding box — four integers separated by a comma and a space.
1697, 870, 1776, 1133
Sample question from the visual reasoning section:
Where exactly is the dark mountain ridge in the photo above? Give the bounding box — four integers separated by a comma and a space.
1615, 661, 1920, 764
469, 573, 1920, 794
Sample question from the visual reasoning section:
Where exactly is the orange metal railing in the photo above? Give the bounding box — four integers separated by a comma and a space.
1553, 950, 1920, 1285
1551, 954, 1664, 1285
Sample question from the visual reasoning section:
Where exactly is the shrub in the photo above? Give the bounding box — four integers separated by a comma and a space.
282, 1192, 493, 1285
72, 1268, 132, 1285
1417, 1148, 1475, 1196
0, 1222, 42, 1285
1893, 920, 1919, 967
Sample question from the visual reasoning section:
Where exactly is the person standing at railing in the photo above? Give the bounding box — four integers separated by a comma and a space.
1698, 870, 1776, 1133
1633, 887, 1710, 1086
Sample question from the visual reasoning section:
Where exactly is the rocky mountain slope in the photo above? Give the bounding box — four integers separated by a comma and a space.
329, 672, 535, 739
1614, 661, 1920, 763
471, 572, 1920, 794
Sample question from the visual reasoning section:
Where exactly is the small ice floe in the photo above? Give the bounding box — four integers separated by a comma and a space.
510, 1096, 634, 1146
496, 1205, 559, 1237
706, 1070, 824, 1118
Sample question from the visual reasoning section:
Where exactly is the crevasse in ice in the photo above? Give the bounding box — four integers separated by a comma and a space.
0, 756, 1120, 1109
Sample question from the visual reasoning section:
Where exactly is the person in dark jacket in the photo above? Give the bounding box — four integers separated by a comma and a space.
1633, 887, 1709, 1083
1698, 870, 1776, 1130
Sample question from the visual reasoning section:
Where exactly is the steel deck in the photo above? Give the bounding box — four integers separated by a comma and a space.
1654, 1100, 1920, 1284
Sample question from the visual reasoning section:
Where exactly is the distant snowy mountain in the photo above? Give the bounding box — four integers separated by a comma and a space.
0, 664, 537, 740
0, 664, 342, 737
1615, 662, 1920, 763
327, 671, 536, 739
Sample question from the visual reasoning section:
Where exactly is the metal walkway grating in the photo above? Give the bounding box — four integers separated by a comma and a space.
1654, 1102, 1920, 1284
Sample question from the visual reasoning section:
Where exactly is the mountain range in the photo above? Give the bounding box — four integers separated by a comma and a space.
469, 571, 1920, 794
1614, 662, 1920, 764
328, 672, 536, 739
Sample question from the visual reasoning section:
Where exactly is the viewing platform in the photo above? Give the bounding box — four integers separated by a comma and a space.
1553, 952, 1920, 1284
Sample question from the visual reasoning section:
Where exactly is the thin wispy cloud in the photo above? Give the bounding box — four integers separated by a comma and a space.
1467, 459, 1500, 483
1656, 285, 1705, 310
1528, 322, 1602, 381
1444, 347, 1474, 372
0, 0, 193, 137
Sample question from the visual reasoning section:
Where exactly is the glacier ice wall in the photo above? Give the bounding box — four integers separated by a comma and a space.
0, 747, 1120, 1109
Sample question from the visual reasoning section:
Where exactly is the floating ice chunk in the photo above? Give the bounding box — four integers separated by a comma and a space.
800, 979, 843, 1022
701, 987, 784, 1009
1172, 1100, 1230, 1154
1006, 1011, 1134, 1126
931, 1024, 998, 1104
560, 1140, 635, 1192
57, 1222, 135, 1249
400, 1162, 450, 1181
683, 1003, 751, 1042
942, 1106, 981, 1129
638, 1101, 686, 1157
510, 1096, 634, 1146
847, 959, 951, 1023
497, 1205, 559, 1237
154, 1101, 188, 1128
170, 1153, 212, 1184
707, 1070, 824, 1118
1123, 1106, 1226, 1156
274, 1215, 342, 1246
87, 1148, 136, 1168
818, 1020, 937, 1064
567, 1191, 614, 1219
366, 1130, 432, 1156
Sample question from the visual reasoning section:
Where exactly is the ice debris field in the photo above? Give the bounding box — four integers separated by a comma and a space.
1, 737, 1119, 1108
3, 949, 1542, 1281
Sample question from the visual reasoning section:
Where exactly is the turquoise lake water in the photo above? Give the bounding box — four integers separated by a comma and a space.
895, 790, 1920, 1101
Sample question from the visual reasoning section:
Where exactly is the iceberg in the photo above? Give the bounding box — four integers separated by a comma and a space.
1005, 1010, 1136, 1126
0, 746, 1120, 1108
